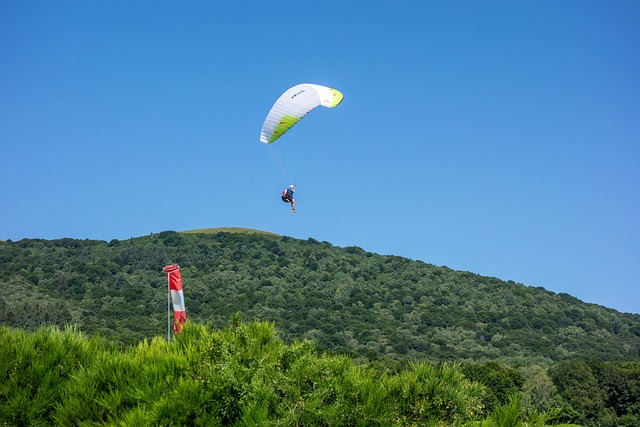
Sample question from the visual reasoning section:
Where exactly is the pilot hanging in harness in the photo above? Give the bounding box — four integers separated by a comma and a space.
281, 185, 296, 213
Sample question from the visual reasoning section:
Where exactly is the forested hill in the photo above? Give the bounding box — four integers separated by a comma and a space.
1, 229, 638, 364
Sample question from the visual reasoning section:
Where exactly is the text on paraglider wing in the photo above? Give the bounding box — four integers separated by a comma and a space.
291, 89, 306, 99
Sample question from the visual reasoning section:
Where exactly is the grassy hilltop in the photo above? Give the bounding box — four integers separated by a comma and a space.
181, 227, 280, 236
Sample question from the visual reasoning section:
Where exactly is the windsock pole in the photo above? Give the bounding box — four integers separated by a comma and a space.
167, 273, 171, 343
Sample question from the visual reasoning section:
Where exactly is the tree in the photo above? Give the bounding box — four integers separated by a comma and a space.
461, 362, 523, 413
549, 361, 606, 425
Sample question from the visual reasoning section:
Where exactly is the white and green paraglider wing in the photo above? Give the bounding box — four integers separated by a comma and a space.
260, 84, 343, 144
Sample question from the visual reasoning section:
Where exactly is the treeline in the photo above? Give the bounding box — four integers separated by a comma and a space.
2, 320, 639, 426
1, 231, 638, 364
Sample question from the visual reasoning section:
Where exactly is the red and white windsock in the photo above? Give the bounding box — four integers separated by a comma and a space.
163, 264, 186, 333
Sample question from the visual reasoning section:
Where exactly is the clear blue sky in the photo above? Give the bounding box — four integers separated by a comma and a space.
1, 1, 638, 314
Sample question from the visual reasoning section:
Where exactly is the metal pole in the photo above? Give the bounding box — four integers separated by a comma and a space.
167, 272, 171, 343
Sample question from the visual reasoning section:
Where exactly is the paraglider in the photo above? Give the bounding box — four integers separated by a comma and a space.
260, 84, 343, 212
281, 184, 296, 212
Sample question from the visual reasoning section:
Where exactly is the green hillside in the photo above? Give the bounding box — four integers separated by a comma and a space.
1, 229, 638, 364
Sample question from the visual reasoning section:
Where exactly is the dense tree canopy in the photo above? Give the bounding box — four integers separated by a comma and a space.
1, 229, 639, 426
1, 230, 638, 364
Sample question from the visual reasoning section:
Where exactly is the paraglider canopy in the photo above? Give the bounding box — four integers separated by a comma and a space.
260, 83, 343, 144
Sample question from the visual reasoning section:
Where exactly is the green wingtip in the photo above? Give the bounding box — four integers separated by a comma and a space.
329, 88, 344, 107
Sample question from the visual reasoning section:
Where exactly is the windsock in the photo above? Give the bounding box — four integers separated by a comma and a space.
163, 264, 186, 333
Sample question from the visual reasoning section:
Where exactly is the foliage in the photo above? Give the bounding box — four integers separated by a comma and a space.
481, 394, 561, 427
16, 321, 640, 426
1, 230, 639, 425
461, 362, 523, 413
1, 321, 488, 426
1, 230, 638, 366
549, 360, 640, 426
517, 364, 563, 414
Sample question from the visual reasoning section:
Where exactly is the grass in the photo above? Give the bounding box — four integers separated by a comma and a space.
180, 227, 280, 236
